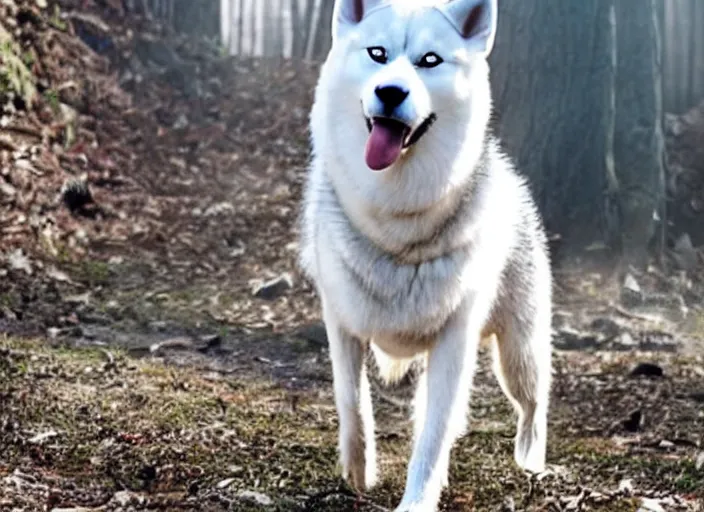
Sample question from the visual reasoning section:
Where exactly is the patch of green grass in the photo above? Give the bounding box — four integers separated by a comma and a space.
48, 5, 67, 31
0, 292, 19, 309
69, 259, 112, 286
21, 50, 35, 68
43, 88, 60, 115
0, 29, 37, 107
673, 463, 702, 494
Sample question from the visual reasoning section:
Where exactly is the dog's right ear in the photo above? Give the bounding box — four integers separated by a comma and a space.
333, 0, 386, 37
441, 0, 498, 56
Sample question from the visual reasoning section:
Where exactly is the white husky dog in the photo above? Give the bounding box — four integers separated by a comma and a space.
299, 0, 553, 509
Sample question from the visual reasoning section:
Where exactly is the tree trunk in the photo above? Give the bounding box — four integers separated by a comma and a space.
303, 0, 319, 60
290, 0, 305, 58
311, 0, 334, 60
220, 0, 231, 53
611, 0, 665, 265
262, 0, 272, 56
489, 1, 615, 257
238, 0, 246, 55
490, 0, 665, 266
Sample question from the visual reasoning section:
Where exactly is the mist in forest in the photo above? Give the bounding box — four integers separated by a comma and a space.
135, 0, 704, 266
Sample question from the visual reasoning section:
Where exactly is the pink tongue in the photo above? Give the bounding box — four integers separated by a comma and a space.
364, 119, 407, 171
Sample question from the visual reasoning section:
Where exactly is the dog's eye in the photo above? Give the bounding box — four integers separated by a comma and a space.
367, 46, 388, 64
417, 52, 443, 68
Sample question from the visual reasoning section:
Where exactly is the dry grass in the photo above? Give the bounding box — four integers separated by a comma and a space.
2, 337, 702, 511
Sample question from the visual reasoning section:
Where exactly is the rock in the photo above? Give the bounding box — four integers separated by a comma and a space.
252, 273, 293, 300
501, 496, 516, 512
7, 248, 32, 275
296, 323, 328, 346
216, 477, 235, 489
622, 410, 644, 433
111, 490, 136, 507
671, 233, 698, 271
149, 337, 194, 354
696, 451, 704, 470
638, 498, 666, 512
618, 478, 634, 495
658, 439, 675, 449
630, 362, 664, 378
621, 273, 643, 307
237, 491, 273, 506
172, 112, 189, 129
554, 327, 599, 351
609, 331, 638, 351
198, 334, 222, 351
589, 317, 622, 339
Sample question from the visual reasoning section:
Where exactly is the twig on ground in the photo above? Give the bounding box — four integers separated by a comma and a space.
611, 304, 657, 322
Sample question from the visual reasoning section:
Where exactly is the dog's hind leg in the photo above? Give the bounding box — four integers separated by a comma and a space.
491, 299, 552, 474
323, 302, 377, 491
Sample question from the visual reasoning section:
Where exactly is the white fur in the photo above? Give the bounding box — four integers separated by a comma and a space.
299, 0, 553, 510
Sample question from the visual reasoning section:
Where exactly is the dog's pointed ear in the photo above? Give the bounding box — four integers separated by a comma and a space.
334, 0, 386, 34
441, 0, 498, 56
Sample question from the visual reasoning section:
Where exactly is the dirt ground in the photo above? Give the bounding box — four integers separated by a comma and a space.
1, 2, 704, 511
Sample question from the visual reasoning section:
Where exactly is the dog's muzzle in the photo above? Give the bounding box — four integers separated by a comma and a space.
363, 114, 437, 171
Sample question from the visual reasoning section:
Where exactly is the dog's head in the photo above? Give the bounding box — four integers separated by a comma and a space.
315, 0, 497, 176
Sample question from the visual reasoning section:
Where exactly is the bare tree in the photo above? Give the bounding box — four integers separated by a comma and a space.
220, 0, 231, 51
238, 0, 246, 54
490, 0, 665, 265
490, 1, 615, 257
311, 0, 333, 59
289, 0, 313, 59
611, 0, 666, 264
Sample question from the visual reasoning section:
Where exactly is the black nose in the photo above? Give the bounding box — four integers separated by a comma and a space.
375, 85, 409, 110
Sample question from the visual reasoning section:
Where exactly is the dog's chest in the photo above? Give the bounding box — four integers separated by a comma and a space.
303, 178, 476, 339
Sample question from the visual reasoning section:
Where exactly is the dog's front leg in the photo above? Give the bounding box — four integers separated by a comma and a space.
396, 304, 479, 512
323, 303, 377, 491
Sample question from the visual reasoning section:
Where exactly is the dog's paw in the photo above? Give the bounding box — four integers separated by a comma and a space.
340, 459, 377, 492
339, 432, 378, 491
393, 502, 437, 512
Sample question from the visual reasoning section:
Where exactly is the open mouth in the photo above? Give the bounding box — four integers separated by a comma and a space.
364, 114, 436, 171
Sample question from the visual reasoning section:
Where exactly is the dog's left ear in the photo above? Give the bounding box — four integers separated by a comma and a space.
335, 0, 386, 24
440, 0, 498, 56
333, 0, 386, 39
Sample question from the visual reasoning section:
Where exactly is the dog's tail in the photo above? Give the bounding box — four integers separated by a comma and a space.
370, 343, 417, 386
